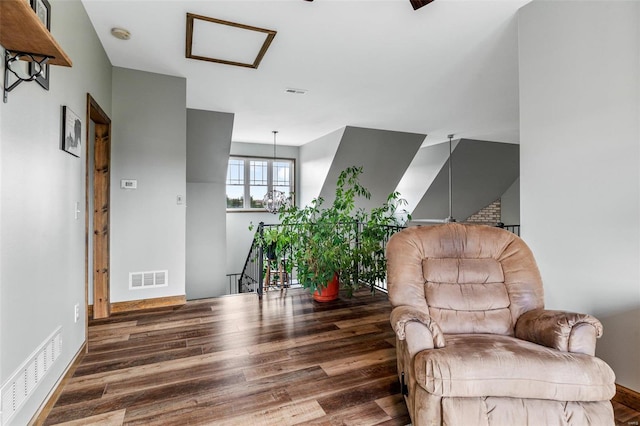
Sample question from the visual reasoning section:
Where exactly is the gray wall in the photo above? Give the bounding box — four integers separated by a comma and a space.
110, 67, 186, 303
0, 1, 112, 423
500, 177, 520, 225
411, 139, 519, 222
186, 109, 234, 299
519, 0, 639, 390
319, 126, 425, 210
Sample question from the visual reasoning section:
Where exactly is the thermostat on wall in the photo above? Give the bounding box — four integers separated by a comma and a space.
121, 179, 137, 189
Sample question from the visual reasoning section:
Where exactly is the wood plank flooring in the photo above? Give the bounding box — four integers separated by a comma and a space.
44, 288, 409, 425
43, 288, 640, 426
614, 401, 640, 426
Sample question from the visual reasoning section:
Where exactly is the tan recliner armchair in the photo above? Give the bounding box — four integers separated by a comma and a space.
386, 223, 615, 425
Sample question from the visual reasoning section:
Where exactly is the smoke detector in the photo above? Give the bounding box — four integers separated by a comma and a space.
110, 27, 131, 40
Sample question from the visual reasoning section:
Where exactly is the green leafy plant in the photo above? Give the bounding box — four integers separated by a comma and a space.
248, 223, 291, 283
277, 166, 409, 297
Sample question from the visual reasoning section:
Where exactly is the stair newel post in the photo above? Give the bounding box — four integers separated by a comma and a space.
257, 222, 265, 299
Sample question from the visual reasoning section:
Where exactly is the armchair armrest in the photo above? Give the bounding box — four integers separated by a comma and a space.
515, 308, 603, 356
390, 305, 446, 348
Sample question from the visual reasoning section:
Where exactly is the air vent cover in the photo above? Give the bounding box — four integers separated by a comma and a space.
285, 88, 307, 95
129, 270, 168, 290
1, 327, 62, 425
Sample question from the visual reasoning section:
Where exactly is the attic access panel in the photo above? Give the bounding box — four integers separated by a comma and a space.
185, 13, 276, 69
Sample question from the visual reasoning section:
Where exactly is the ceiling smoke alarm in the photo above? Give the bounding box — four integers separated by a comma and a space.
110, 27, 131, 40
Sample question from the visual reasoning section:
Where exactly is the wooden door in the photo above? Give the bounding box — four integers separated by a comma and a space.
86, 94, 111, 320
93, 122, 110, 318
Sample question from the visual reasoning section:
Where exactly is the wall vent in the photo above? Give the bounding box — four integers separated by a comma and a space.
0, 327, 62, 425
284, 87, 307, 95
129, 270, 168, 290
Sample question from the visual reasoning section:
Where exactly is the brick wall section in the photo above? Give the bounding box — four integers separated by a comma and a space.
465, 198, 501, 225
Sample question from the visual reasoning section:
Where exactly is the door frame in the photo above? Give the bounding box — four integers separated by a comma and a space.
85, 94, 111, 340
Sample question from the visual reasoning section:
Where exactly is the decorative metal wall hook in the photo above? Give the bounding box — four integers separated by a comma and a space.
3, 50, 51, 103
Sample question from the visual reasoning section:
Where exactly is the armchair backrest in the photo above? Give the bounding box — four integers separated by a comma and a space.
386, 223, 544, 335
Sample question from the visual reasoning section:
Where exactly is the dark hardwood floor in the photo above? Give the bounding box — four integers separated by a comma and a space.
44, 288, 408, 425
615, 401, 640, 426
43, 288, 639, 426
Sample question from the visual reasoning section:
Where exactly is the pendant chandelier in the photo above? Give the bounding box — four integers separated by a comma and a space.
263, 130, 289, 214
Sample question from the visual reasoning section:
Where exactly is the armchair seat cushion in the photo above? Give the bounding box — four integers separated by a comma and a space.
413, 334, 615, 401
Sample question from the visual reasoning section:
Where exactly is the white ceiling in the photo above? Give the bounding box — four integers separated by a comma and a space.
82, 0, 531, 146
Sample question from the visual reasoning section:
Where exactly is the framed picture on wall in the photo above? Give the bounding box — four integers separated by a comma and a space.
29, 0, 51, 90
62, 106, 82, 157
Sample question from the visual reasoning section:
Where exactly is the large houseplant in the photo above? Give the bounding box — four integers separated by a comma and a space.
278, 166, 408, 300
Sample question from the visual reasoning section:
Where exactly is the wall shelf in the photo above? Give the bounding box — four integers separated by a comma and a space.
0, 0, 72, 67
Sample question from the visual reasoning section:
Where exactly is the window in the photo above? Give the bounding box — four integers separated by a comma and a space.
226, 156, 295, 210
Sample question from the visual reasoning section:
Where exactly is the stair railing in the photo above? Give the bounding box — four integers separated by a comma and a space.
238, 222, 521, 297
238, 222, 265, 297
239, 221, 405, 296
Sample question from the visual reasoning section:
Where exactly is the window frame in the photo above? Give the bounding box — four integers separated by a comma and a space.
226, 155, 296, 212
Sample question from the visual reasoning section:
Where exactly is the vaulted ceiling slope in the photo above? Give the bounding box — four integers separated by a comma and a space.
298, 127, 517, 222
317, 126, 426, 210
411, 139, 519, 222
81, 0, 531, 146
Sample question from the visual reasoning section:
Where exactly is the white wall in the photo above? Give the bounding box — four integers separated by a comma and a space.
110, 67, 186, 303
299, 128, 344, 207
186, 109, 233, 299
519, 0, 640, 390
0, 1, 112, 423
396, 141, 454, 214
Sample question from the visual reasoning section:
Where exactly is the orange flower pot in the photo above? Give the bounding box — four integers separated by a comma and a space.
312, 274, 340, 302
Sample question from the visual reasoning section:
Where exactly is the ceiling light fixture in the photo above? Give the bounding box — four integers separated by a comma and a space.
110, 27, 131, 40
303, 0, 435, 10
263, 131, 290, 214
410, 0, 436, 10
